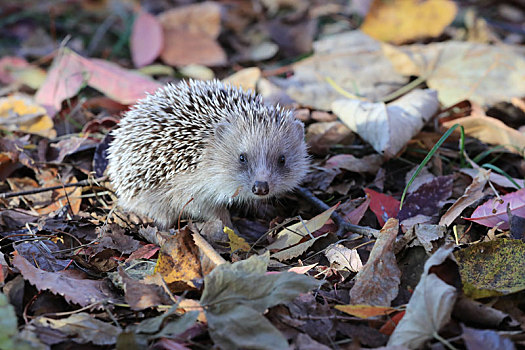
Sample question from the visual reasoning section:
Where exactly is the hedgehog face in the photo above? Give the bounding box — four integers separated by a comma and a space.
208, 114, 309, 203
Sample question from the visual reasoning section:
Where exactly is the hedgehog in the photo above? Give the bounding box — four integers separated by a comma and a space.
107, 79, 309, 229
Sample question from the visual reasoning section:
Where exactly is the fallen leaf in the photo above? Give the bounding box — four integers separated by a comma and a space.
325, 243, 363, 273
267, 204, 337, 251
154, 227, 202, 292
130, 9, 163, 68
0, 94, 55, 138
460, 168, 525, 189
133, 304, 199, 340
324, 154, 383, 174
408, 224, 447, 253
225, 227, 250, 253
385, 42, 525, 106
30, 313, 120, 346
0, 292, 41, 350
333, 89, 439, 158
399, 175, 454, 227
350, 218, 401, 306
364, 188, 400, 226
335, 304, 397, 319
282, 30, 407, 110
388, 245, 458, 348
223, 67, 261, 91
440, 167, 490, 227
200, 253, 321, 350
119, 268, 172, 311
454, 239, 525, 299
444, 115, 525, 155
158, 2, 226, 66
12, 254, 120, 307
361, 0, 457, 44
0, 56, 46, 89
35, 49, 161, 116
468, 187, 525, 230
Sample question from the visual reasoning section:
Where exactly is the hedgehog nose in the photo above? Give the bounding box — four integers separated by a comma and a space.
252, 181, 269, 196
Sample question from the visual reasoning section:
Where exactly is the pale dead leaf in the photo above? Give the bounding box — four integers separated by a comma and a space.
267, 204, 337, 250
388, 245, 458, 348
407, 224, 447, 253
270, 233, 328, 262
460, 168, 525, 189
439, 167, 490, 227
281, 30, 407, 110
333, 89, 439, 158
384, 42, 525, 106
325, 243, 363, 273
443, 114, 525, 154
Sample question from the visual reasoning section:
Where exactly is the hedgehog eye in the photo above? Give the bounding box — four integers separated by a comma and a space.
278, 155, 286, 166
239, 153, 247, 164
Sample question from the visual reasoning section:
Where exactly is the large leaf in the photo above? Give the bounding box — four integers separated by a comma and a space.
388, 245, 458, 348
201, 253, 321, 349
454, 239, 525, 299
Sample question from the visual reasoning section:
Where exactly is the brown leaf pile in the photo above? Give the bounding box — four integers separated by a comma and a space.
0, 0, 524, 349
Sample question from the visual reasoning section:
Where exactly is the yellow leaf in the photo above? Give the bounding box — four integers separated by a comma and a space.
225, 226, 250, 253
154, 226, 202, 292
335, 304, 398, 319
0, 95, 56, 138
361, 0, 457, 44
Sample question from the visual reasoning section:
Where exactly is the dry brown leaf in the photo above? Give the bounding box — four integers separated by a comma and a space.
443, 113, 525, 154
35, 176, 82, 215
12, 253, 119, 307
223, 67, 261, 91
158, 2, 226, 66
191, 227, 226, 276
350, 218, 401, 306
119, 268, 173, 311
361, 0, 457, 44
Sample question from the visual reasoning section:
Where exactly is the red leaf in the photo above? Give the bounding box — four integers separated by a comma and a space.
467, 188, 525, 229
131, 10, 163, 68
364, 188, 400, 226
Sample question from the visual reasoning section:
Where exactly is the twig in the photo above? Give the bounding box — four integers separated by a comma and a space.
0, 176, 108, 199
295, 186, 379, 238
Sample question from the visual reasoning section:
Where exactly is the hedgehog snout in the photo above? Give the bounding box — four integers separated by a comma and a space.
252, 180, 269, 196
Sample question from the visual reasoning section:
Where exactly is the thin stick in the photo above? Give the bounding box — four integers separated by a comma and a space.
295, 186, 379, 238
0, 176, 107, 199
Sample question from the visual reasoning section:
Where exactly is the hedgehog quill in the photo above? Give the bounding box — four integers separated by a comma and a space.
107, 80, 309, 229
